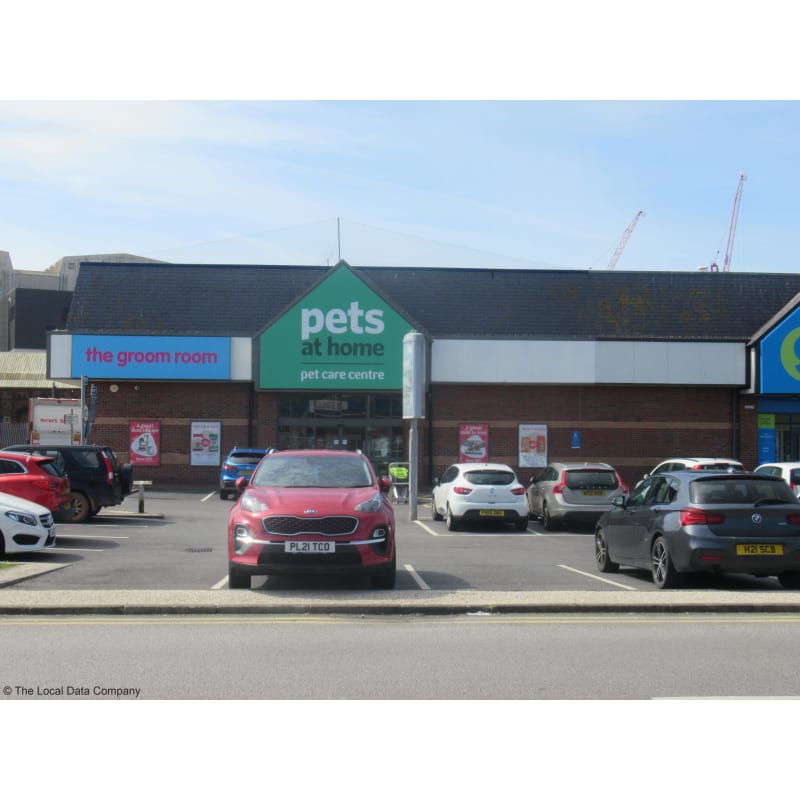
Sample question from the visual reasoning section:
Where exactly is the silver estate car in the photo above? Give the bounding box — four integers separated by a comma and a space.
526, 462, 628, 530
594, 471, 800, 589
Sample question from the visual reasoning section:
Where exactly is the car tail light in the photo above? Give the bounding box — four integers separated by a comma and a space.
223, 464, 237, 473
511, 487, 525, 496
454, 486, 472, 495
100, 451, 114, 484
786, 513, 800, 525
551, 475, 568, 494
615, 472, 629, 494
680, 508, 725, 526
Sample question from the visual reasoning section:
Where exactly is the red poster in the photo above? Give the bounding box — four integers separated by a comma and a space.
459, 423, 489, 463
130, 420, 160, 466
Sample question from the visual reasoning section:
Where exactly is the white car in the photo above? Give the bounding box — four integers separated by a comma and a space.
431, 462, 529, 531
754, 462, 800, 496
646, 457, 744, 478
0, 491, 56, 555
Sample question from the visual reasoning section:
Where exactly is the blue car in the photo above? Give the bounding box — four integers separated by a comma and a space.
219, 447, 270, 499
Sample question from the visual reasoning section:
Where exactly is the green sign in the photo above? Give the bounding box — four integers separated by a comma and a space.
257, 264, 412, 390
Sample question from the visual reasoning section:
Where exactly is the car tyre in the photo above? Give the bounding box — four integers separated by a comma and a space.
446, 505, 460, 531
431, 497, 443, 521
651, 536, 681, 589
542, 501, 558, 531
228, 565, 251, 589
778, 572, 800, 589
372, 550, 397, 589
595, 528, 619, 573
514, 516, 529, 532
220, 488, 229, 500
68, 491, 91, 523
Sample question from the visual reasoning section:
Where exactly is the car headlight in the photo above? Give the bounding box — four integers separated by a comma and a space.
355, 491, 383, 513
5, 510, 37, 527
240, 492, 268, 513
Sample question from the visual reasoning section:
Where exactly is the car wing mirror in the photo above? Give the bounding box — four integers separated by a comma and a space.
235, 476, 250, 490
432, 477, 440, 487
379, 476, 391, 493
612, 494, 627, 508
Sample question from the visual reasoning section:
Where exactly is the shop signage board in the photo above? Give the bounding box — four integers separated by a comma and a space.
70, 335, 231, 380
257, 264, 412, 390
760, 307, 800, 393
519, 423, 548, 468
459, 423, 489, 463
129, 421, 160, 466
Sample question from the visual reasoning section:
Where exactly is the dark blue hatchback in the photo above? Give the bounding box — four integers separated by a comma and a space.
219, 447, 270, 499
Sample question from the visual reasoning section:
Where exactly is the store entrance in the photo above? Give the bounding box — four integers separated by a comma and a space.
276, 392, 404, 474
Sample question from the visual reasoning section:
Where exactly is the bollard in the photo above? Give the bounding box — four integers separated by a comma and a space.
133, 480, 153, 513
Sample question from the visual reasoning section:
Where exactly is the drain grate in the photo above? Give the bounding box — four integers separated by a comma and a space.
185, 547, 213, 553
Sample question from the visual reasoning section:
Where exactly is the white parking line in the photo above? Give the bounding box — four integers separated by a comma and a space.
201, 491, 217, 503
210, 575, 229, 590
404, 563, 431, 590
57, 534, 129, 540
558, 564, 639, 590
55, 547, 105, 552
414, 520, 439, 536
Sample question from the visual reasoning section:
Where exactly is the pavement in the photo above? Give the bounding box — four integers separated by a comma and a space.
3, 504, 800, 616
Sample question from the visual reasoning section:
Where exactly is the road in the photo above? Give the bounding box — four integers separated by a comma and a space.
3, 611, 800, 700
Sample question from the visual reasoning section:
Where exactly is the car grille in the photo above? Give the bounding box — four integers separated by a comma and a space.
262, 515, 359, 536
40, 513, 54, 529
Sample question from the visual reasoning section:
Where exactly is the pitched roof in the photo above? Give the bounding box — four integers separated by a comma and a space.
0, 350, 80, 389
65, 262, 800, 342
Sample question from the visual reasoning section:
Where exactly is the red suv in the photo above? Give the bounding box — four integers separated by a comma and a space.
227, 449, 396, 590
0, 451, 71, 519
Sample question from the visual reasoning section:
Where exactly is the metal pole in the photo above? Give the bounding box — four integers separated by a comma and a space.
409, 418, 418, 521
80, 375, 87, 445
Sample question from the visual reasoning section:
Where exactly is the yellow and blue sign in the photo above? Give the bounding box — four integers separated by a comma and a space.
760, 309, 800, 393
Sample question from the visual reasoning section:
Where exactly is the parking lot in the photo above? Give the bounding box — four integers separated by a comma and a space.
0, 488, 792, 593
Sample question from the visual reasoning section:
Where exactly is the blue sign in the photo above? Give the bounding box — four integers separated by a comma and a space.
571, 430, 581, 449
761, 306, 800, 393
71, 335, 231, 380
758, 427, 776, 465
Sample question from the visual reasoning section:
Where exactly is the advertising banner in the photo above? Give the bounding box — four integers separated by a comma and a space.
519, 423, 548, 468
129, 421, 160, 466
257, 264, 412, 391
459, 423, 489, 463
191, 421, 221, 466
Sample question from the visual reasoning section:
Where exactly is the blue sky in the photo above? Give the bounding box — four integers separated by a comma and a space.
3, 6, 799, 274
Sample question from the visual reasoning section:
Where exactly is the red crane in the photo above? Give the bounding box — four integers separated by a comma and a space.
710, 173, 746, 272
608, 210, 644, 270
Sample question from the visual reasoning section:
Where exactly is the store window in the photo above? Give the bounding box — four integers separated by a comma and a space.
276, 393, 404, 474
774, 415, 800, 461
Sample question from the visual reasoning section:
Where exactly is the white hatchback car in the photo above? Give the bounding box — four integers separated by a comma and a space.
646, 457, 745, 478
0, 491, 56, 555
431, 462, 529, 531
754, 462, 800, 496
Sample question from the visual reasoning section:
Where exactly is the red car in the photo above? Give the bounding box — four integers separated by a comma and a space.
0, 451, 72, 520
228, 449, 396, 590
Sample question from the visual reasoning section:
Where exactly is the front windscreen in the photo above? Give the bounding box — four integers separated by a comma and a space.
252, 456, 373, 488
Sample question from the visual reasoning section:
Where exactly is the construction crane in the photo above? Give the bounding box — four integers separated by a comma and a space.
608, 210, 644, 270
710, 173, 746, 272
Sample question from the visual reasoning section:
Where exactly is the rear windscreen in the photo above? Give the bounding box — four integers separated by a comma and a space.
465, 470, 515, 486
230, 454, 265, 466
691, 479, 798, 505
565, 470, 619, 490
